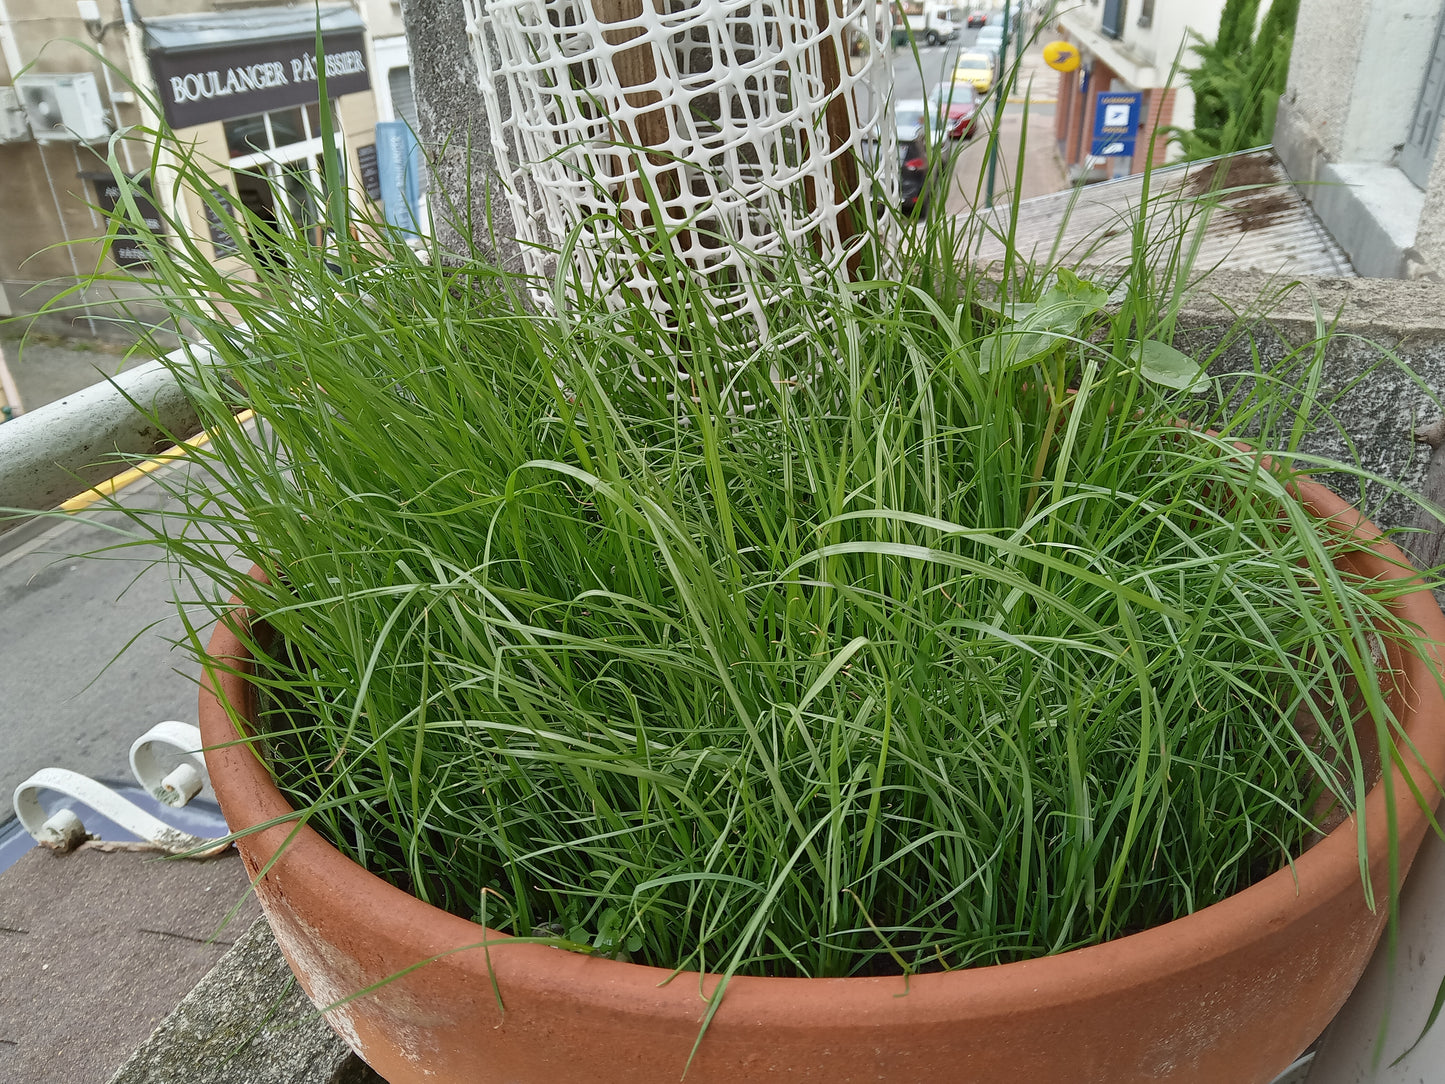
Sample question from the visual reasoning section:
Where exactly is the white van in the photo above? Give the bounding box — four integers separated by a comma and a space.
893, 3, 964, 47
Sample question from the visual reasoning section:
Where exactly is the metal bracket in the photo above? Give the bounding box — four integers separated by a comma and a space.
129, 720, 208, 806
11, 721, 228, 856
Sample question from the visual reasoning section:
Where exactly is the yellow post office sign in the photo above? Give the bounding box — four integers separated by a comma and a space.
1043, 40, 1081, 72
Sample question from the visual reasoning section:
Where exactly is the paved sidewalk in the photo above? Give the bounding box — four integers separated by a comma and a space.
944, 41, 1069, 214
0, 331, 148, 417
0, 476, 206, 818
946, 105, 1068, 214
1007, 39, 1061, 104
0, 845, 260, 1083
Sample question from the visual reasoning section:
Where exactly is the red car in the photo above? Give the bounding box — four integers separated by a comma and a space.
967, 11, 987, 27
927, 83, 981, 141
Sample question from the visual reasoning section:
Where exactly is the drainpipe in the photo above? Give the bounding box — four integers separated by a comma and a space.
9, 0, 103, 337
117, 0, 185, 229
98, 59, 137, 172
78, 0, 138, 173
3, 0, 102, 334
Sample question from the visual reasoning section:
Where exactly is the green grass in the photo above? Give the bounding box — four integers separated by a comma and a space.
44, 33, 1444, 995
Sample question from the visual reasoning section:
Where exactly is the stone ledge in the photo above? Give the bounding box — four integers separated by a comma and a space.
1182, 269, 1445, 339
0, 846, 262, 1084
108, 916, 383, 1084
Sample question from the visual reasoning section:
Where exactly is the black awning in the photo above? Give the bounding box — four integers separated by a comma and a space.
145, 4, 370, 129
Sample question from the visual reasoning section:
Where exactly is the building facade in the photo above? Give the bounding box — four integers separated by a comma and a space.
1273, 0, 1445, 279
365, 0, 414, 129
0, 0, 383, 332
1050, 0, 1223, 180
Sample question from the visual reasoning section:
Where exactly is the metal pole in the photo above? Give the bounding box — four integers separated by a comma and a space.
984, 1, 1012, 205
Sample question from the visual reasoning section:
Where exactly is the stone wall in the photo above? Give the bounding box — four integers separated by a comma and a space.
1178, 270, 1445, 564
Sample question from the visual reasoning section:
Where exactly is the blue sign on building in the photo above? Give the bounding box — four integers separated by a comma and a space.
1090, 90, 1143, 158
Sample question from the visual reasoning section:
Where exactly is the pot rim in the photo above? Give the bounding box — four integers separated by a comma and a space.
199, 476, 1445, 1021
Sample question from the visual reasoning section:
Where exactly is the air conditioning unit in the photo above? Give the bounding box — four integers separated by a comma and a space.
14, 72, 109, 143
0, 86, 29, 143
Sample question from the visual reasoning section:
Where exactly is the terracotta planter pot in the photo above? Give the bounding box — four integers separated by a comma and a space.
200, 479, 1445, 1084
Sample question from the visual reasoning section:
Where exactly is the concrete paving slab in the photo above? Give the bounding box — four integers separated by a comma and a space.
108, 917, 382, 1084
1006, 38, 1062, 104
945, 106, 1068, 215
0, 480, 209, 822
0, 845, 260, 1084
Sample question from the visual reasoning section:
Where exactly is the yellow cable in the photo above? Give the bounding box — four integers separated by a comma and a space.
59, 409, 256, 514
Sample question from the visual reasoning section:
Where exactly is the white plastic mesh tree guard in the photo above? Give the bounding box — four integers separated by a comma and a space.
464, 0, 895, 327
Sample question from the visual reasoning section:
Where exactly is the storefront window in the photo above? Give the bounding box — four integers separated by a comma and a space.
268, 107, 306, 147
233, 155, 335, 254
224, 106, 322, 158
224, 114, 269, 158
225, 101, 344, 255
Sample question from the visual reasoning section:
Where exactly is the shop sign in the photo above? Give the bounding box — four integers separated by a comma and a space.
356, 143, 382, 201
205, 188, 241, 257
149, 30, 370, 129
88, 171, 165, 269
1090, 90, 1141, 157
1042, 41, 1080, 72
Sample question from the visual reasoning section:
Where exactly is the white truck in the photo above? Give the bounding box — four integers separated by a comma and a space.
892, 2, 963, 47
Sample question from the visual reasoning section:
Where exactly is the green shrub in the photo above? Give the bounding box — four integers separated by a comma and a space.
1174, 0, 1300, 159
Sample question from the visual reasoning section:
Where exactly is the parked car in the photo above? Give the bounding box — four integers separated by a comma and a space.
894, 98, 952, 147
897, 136, 938, 217
974, 23, 1005, 53
861, 113, 946, 218
966, 10, 987, 27
952, 51, 996, 93
926, 82, 981, 140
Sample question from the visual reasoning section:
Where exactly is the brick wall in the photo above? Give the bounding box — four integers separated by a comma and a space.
1132, 87, 1177, 172
1056, 67, 1076, 147
1066, 61, 1113, 166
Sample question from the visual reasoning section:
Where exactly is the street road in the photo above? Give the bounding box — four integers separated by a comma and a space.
0, 471, 208, 825
893, 39, 966, 103
891, 24, 1036, 102
890, 26, 1066, 213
